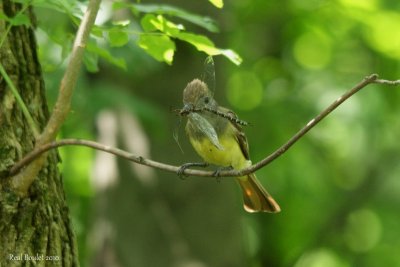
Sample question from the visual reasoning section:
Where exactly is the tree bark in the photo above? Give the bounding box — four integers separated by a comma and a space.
0, 1, 78, 266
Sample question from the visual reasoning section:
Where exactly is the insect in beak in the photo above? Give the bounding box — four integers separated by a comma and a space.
180, 104, 194, 116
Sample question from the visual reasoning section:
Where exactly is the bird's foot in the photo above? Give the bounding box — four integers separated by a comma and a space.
212, 166, 234, 182
177, 162, 209, 179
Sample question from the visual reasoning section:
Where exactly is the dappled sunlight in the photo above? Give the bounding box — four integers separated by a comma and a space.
293, 29, 332, 70
344, 209, 382, 253
226, 71, 263, 110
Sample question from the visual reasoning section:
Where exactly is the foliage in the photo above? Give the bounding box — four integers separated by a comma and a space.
11, 0, 238, 71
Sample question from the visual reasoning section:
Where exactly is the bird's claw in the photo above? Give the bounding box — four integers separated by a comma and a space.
177, 162, 209, 179
212, 166, 233, 182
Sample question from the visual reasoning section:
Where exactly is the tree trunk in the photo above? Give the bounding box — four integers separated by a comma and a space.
0, 1, 78, 266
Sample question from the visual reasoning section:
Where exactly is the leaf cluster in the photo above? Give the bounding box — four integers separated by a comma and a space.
7, 0, 240, 72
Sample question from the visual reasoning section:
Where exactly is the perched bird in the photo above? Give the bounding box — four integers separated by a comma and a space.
181, 79, 280, 213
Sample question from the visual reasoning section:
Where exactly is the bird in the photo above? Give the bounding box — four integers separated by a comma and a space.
180, 79, 280, 213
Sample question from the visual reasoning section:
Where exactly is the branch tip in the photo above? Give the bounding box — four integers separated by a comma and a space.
8, 73, 400, 181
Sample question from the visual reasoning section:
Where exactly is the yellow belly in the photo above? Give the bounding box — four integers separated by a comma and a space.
189, 134, 250, 170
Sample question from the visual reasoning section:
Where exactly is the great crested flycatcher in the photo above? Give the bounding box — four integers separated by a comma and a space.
181, 79, 281, 213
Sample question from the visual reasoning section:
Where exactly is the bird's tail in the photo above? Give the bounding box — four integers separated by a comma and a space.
237, 173, 281, 213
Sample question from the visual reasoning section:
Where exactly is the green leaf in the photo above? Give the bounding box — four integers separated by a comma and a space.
209, 0, 224, 8
91, 26, 104, 38
112, 20, 130, 27
30, 0, 82, 18
175, 32, 242, 65
0, 7, 31, 26
114, 2, 218, 33
140, 14, 182, 35
83, 50, 99, 73
220, 49, 242, 65
114, 3, 241, 65
0, 11, 8, 20
112, 1, 129, 11
8, 13, 31, 26
175, 32, 219, 54
86, 42, 127, 70
140, 14, 159, 32
108, 28, 129, 47
61, 35, 74, 60
137, 34, 175, 64
139, 14, 242, 65
10, 0, 30, 4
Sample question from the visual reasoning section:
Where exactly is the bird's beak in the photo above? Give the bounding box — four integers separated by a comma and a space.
180, 103, 193, 116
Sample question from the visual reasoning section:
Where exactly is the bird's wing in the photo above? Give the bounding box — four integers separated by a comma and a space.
218, 106, 250, 160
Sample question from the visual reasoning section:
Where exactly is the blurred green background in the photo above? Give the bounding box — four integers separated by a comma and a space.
35, 0, 400, 266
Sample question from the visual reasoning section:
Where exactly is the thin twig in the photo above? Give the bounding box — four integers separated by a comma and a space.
374, 78, 400, 85
0, 3, 38, 136
10, 0, 102, 195
8, 74, 400, 180
0, 1, 31, 49
0, 63, 40, 137
241, 74, 380, 176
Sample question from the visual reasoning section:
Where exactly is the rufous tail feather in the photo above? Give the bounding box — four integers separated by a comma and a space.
237, 174, 281, 213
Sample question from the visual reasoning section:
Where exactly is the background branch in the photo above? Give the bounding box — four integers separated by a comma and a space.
9, 0, 102, 195
9, 74, 400, 180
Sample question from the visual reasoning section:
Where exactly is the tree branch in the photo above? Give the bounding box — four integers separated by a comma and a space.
9, 74, 400, 180
10, 0, 102, 195
243, 73, 380, 175
39, 0, 101, 144
9, 139, 206, 177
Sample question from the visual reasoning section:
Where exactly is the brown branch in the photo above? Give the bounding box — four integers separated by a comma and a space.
40, 0, 101, 144
10, 0, 102, 196
8, 139, 217, 178
374, 78, 400, 85
241, 73, 380, 175
8, 74, 400, 180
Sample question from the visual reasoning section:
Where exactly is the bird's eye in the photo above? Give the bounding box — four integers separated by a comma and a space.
204, 96, 210, 104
